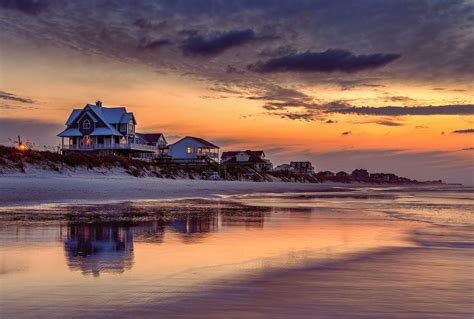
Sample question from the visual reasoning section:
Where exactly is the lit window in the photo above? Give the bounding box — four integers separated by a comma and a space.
187, 147, 193, 154
83, 120, 90, 129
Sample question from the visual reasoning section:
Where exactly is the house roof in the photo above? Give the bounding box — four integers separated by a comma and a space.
65, 109, 82, 125
223, 155, 267, 164
61, 103, 138, 138
57, 128, 83, 137
136, 133, 166, 144
170, 136, 219, 148
89, 127, 122, 136
65, 104, 136, 126
221, 150, 265, 159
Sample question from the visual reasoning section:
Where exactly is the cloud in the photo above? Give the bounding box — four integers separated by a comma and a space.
452, 129, 474, 134
249, 49, 401, 73
336, 79, 384, 90
0, 91, 35, 104
258, 45, 297, 57
0, 0, 48, 15
376, 120, 403, 126
139, 38, 172, 49
331, 104, 474, 116
133, 19, 167, 31
385, 96, 416, 103
272, 111, 315, 121
181, 29, 257, 56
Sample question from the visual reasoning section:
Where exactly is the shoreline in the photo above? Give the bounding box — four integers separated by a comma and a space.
0, 173, 453, 208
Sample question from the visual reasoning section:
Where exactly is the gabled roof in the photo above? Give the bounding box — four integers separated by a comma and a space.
66, 109, 82, 125
170, 136, 219, 148
222, 150, 265, 159
66, 104, 136, 127
136, 133, 166, 145
119, 112, 135, 125
57, 128, 83, 137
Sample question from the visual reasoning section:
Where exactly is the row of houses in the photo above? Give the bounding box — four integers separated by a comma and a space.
57, 102, 314, 173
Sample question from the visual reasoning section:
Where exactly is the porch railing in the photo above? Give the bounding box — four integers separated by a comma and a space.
62, 142, 156, 152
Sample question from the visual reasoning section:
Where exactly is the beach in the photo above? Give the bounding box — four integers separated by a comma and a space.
0, 174, 356, 207
0, 177, 472, 318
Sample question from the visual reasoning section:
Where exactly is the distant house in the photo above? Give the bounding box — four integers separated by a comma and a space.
370, 173, 399, 183
321, 170, 335, 177
290, 161, 315, 174
221, 150, 272, 172
136, 133, 168, 157
336, 171, 349, 177
274, 164, 292, 172
351, 169, 369, 181
169, 136, 219, 162
57, 101, 164, 158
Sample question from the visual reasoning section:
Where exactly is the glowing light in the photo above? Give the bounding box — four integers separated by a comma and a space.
18, 144, 26, 151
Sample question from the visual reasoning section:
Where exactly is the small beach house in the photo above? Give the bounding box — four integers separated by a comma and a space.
290, 161, 315, 174
168, 136, 220, 162
221, 150, 273, 172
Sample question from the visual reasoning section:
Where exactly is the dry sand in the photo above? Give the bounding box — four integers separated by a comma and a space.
0, 174, 354, 207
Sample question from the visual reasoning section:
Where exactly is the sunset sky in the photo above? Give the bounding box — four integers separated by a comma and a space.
0, 0, 473, 184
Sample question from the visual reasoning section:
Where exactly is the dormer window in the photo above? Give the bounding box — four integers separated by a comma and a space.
83, 120, 91, 129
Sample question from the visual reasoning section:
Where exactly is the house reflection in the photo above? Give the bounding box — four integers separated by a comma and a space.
220, 211, 265, 228
64, 207, 268, 275
64, 222, 134, 277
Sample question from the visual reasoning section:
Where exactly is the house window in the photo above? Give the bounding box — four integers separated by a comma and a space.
83, 120, 91, 129
187, 147, 193, 154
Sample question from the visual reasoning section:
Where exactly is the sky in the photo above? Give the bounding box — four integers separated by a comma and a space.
0, 0, 473, 184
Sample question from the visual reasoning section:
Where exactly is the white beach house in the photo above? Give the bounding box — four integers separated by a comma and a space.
168, 136, 219, 162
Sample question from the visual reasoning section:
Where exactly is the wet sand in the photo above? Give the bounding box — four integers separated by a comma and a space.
0, 188, 472, 319
135, 246, 472, 319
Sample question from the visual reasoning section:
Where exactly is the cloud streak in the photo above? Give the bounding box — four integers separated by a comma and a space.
181, 29, 257, 56
331, 104, 474, 116
249, 49, 401, 73
453, 129, 474, 134
0, 91, 35, 104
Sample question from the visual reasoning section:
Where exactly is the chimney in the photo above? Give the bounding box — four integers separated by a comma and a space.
96, 100, 102, 107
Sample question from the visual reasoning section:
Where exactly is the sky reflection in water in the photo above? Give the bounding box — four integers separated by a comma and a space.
0, 189, 472, 318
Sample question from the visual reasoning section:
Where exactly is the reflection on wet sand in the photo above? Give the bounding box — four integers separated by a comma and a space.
2, 189, 471, 319
63, 209, 266, 275
65, 223, 135, 276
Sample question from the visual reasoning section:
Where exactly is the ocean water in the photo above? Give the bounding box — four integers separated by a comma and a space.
0, 186, 472, 318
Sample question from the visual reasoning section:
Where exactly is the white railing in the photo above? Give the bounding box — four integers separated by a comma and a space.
62, 143, 156, 151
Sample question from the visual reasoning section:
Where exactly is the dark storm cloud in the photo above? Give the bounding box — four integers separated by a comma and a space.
0, 0, 48, 15
139, 38, 172, 49
331, 104, 474, 116
181, 29, 257, 56
249, 49, 401, 73
452, 129, 474, 134
0, 91, 35, 104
